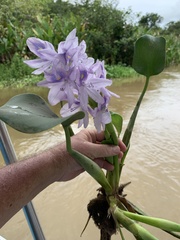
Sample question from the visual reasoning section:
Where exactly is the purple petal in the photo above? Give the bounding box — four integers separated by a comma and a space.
86, 88, 104, 104
101, 87, 120, 99
37, 48, 57, 61
91, 60, 107, 78
58, 29, 78, 53
89, 78, 112, 89
78, 87, 89, 110
24, 59, 47, 68
83, 111, 89, 128
64, 84, 75, 107
27, 37, 56, 58
78, 119, 84, 128
79, 40, 86, 53
48, 85, 67, 105
60, 102, 80, 117
24, 59, 52, 75
106, 89, 120, 98
94, 113, 102, 132
102, 111, 111, 124
64, 37, 78, 51
66, 29, 77, 41
32, 61, 52, 74
37, 79, 54, 87
84, 57, 95, 68
77, 111, 89, 128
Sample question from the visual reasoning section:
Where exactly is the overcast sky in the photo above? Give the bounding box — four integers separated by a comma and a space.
118, 0, 180, 25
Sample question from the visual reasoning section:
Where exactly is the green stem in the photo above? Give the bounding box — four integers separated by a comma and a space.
105, 122, 119, 190
124, 201, 180, 239
119, 76, 150, 179
113, 155, 119, 188
64, 125, 72, 152
106, 122, 118, 145
123, 211, 180, 232
69, 125, 74, 136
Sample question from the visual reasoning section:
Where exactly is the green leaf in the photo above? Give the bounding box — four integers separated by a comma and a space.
32, 28, 39, 37
111, 112, 123, 137
70, 149, 113, 194
133, 35, 166, 77
0, 93, 84, 133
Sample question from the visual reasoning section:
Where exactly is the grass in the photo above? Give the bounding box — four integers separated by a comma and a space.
0, 74, 42, 89
0, 54, 42, 88
106, 64, 138, 79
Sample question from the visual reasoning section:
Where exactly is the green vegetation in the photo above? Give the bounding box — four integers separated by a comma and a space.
0, 57, 138, 88
0, 0, 179, 87
0, 54, 41, 88
106, 64, 138, 78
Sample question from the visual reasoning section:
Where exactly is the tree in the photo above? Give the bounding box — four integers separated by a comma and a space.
164, 21, 180, 36
45, 0, 74, 17
138, 13, 163, 29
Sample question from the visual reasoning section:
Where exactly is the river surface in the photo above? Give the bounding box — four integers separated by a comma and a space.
0, 66, 180, 240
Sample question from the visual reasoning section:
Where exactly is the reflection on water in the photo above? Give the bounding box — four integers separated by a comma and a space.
0, 66, 180, 240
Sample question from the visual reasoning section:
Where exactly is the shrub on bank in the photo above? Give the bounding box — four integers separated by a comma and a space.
0, 54, 41, 87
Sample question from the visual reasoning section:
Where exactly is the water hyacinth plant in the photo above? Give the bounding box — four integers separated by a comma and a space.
1, 29, 180, 240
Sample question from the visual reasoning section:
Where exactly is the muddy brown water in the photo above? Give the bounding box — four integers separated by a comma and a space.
0, 66, 180, 240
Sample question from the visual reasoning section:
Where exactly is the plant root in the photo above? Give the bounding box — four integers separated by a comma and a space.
82, 182, 135, 240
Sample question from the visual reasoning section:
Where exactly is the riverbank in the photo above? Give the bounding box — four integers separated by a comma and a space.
0, 56, 138, 88
0, 57, 178, 89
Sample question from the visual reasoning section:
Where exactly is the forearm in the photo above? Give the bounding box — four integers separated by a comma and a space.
0, 144, 65, 228
0, 129, 126, 227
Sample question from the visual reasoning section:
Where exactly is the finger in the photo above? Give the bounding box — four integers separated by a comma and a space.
118, 151, 124, 160
81, 142, 121, 159
86, 129, 105, 143
118, 140, 127, 152
94, 158, 114, 171
88, 129, 127, 152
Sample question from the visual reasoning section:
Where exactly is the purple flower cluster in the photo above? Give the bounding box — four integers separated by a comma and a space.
24, 29, 119, 132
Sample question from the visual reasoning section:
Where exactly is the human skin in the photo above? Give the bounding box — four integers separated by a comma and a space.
0, 129, 126, 228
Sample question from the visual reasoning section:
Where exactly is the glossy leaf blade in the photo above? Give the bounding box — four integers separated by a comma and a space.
133, 35, 166, 77
0, 93, 84, 133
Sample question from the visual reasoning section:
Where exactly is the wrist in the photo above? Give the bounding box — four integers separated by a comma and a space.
49, 143, 70, 182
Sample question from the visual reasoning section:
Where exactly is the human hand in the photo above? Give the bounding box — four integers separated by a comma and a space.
55, 129, 126, 181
